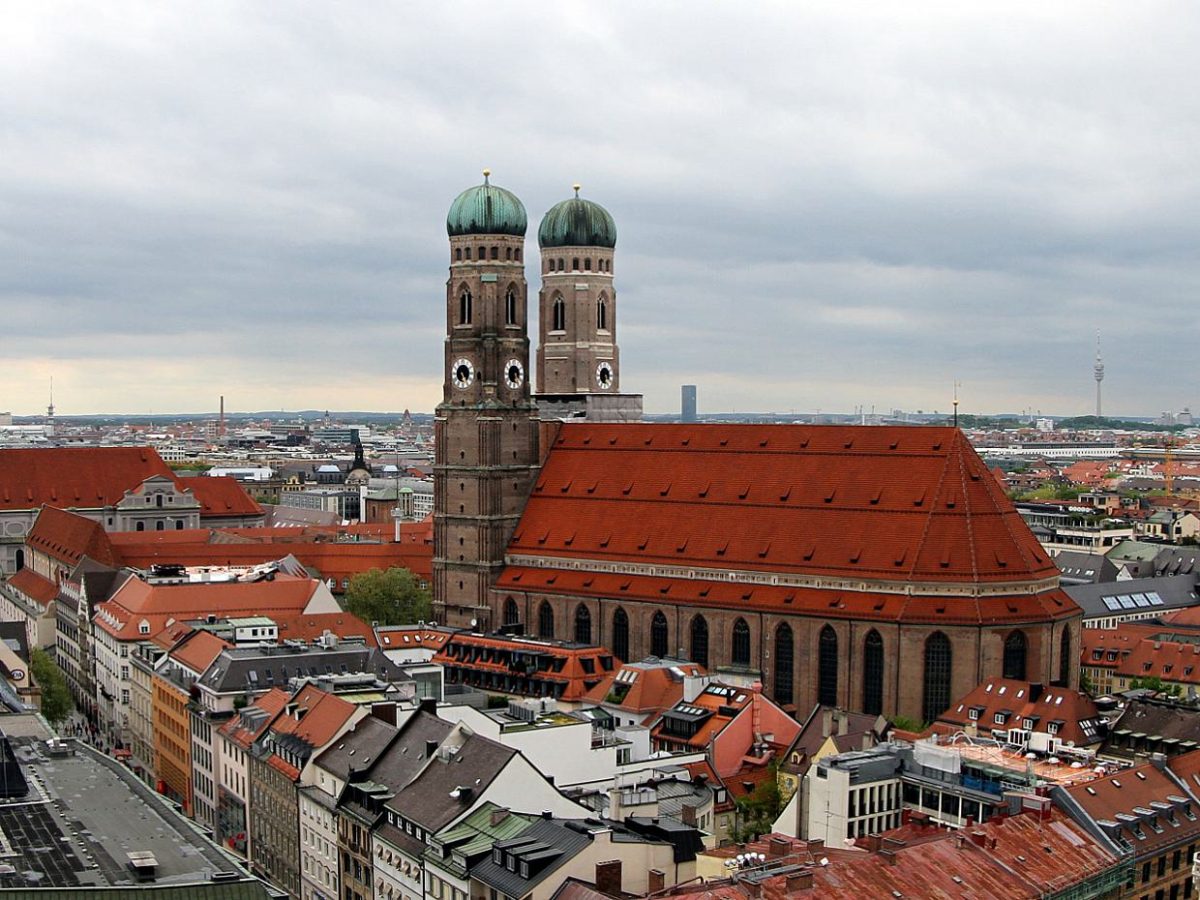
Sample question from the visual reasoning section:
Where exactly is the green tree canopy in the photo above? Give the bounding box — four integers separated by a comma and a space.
30, 648, 73, 727
342, 567, 432, 627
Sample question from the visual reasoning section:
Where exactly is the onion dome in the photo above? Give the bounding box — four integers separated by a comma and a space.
538, 184, 617, 249
446, 169, 527, 237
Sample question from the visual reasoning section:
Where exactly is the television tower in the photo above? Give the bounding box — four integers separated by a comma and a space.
1093, 331, 1104, 419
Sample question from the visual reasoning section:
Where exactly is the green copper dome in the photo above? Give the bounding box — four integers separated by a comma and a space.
446, 170, 527, 237
538, 186, 617, 249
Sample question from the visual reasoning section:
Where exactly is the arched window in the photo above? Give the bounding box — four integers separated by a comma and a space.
731, 618, 751, 667
455, 248, 462, 262
1003, 630, 1027, 681
574, 604, 592, 645
863, 630, 884, 715
490, 246, 499, 260
505, 247, 512, 261
538, 602, 554, 639
552, 296, 566, 331
464, 246, 471, 260
459, 289, 473, 325
478, 245, 486, 260
651, 612, 669, 658
14, 549, 23, 571
572, 257, 580, 271
156, 494, 163, 508
774, 624, 794, 706
1059, 627, 1071, 686
818, 625, 838, 706
175, 520, 183, 530
503, 598, 519, 627
514, 248, 521, 262
923, 632, 952, 723
690, 616, 709, 667
155, 520, 164, 531
505, 289, 517, 326
597, 298, 608, 331
558, 258, 565, 271
612, 608, 630, 662
136, 521, 145, 532
584, 258, 592, 271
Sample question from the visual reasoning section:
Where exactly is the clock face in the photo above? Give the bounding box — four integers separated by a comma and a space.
596, 361, 614, 389
451, 358, 475, 389
505, 359, 525, 390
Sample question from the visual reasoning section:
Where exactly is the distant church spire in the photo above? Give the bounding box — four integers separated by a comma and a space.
1093, 331, 1105, 419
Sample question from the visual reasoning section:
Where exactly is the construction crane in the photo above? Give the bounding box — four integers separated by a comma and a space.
1164, 435, 1176, 497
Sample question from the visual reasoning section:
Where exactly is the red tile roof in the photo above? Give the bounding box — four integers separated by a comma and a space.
259, 683, 358, 779
93, 574, 321, 640
186, 476, 263, 519
510, 424, 1056, 585
26, 506, 119, 568
219, 687, 290, 749
1064, 762, 1200, 856
0, 447, 173, 510
6, 568, 59, 606
168, 629, 231, 674
273, 611, 378, 647
433, 633, 617, 701
936, 678, 1103, 746
581, 660, 706, 724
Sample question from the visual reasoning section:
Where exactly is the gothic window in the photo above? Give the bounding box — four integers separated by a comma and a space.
690, 615, 709, 667
584, 258, 591, 271
923, 632, 952, 723
459, 290, 473, 325
774, 624, 794, 706
1059, 627, 1071, 686
731, 618, 751, 667
597, 297, 608, 331
538, 602, 554, 639
1003, 630, 1027, 681
552, 296, 566, 331
505, 289, 517, 326
612, 608, 630, 662
503, 598, 519, 627
651, 612, 669, 658
863, 630, 884, 715
574, 604, 592, 645
818, 625, 838, 706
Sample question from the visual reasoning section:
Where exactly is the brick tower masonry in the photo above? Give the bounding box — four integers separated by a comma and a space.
433, 173, 540, 630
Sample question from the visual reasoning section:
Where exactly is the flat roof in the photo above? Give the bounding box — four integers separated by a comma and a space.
0, 736, 256, 890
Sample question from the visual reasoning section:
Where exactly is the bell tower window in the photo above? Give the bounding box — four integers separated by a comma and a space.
552, 296, 566, 332
597, 298, 607, 331
459, 290, 473, 325
505, 289, 517, 327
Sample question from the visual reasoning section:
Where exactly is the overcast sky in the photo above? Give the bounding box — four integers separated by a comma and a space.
3, 2, 1198, 418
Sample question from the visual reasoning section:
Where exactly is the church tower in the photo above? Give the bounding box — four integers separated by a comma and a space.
535, 186, 642, 421
432, 171, 540, 630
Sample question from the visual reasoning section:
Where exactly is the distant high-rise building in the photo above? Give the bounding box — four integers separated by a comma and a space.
1093, 331, 1104, 419
681, 385, 698, 423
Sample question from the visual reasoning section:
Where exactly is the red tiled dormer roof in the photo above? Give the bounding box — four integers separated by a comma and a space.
0, 447, 173, 511
219, 687, 290, 749
264, 684, 356, 756
937, 678, 1104, 746
581, 660, 706, 722
26, 506, 119, 568
1065, 763, 1200, 855
168, 629, 231, 675
508, 424, 1056, 586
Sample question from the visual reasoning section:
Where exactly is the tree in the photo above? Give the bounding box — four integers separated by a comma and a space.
733, 762, 783, 843
342, 567, 432, 626
30, 649, 73, 727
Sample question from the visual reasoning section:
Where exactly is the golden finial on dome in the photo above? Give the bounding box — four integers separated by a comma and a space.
483, 168, 491, 184
573, 183, 581, 197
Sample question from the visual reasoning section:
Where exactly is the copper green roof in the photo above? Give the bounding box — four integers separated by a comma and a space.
538, 186, 616, 249
447, 171, 527, 237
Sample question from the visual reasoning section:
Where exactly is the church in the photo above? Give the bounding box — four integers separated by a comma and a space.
431, 172, 1081, 723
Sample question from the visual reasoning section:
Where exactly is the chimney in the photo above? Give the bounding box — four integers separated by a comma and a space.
741, 882, 762, 899
647, 869, 665, 894
863, 834, 882, 853
879, 849, 897, 866
371, 701, 397, 725
1029, 682, 1044, 703
821, 708, 833, 737
490, 808, 509, 827
838, 711, 849, 736
969, 830, 987, 848
594, 860, 622, 896
785, 871, 813, 892
681, 804, 698, 827
807, 838, 825, 853
608, 786, 622, 822
768, 836, 790, 858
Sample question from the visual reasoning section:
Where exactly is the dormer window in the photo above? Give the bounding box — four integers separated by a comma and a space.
1047, 722, 1060, 735
968, 708, 979, 721
994, 712, 1007, 725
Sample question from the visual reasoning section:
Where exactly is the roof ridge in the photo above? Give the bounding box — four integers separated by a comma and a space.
952, 431, 982, 587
